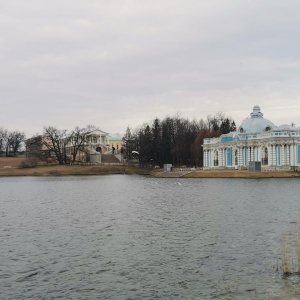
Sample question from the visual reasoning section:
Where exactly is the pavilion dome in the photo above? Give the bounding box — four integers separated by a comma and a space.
237, 105, 275, 134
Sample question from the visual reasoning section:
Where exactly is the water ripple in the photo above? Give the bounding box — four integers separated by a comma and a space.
1, 176, 300, 299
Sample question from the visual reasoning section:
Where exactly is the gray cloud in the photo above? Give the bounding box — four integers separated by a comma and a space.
1, 0, 300, 136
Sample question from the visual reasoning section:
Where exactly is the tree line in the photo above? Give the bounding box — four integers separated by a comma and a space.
0, 127, 26, 156
123, 113, 236, 167
2, 113, 235, 168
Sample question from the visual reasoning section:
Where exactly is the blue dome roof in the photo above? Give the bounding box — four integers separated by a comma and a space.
238, 105, 275, 134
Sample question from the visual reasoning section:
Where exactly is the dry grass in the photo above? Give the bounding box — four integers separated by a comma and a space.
281, 232, 292, 276
0, 157, 27, 167
0, 156, 154, 176
0, 163, 153, 176
280, 223, 300, 277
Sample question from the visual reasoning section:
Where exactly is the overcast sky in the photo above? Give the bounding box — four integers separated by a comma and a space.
1, 0, 300, 137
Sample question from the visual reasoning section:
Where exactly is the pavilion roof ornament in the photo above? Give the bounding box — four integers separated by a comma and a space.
250, 105, 263, 118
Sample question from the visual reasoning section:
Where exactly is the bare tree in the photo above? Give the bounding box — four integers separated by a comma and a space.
8, 131, 26, 156
69, 126, 89, 162
207, 112, 236, 134
4, 131, 14, 156
0, 128, 25, 156
43, 126, 70, 164
0, 127, 8, 155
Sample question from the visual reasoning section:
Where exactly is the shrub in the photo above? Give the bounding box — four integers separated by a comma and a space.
19, 157, 39, 168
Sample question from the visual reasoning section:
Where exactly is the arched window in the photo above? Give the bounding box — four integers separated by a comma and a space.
262, 147, 268, 165
235, 150, 238, 165
213, 151, 218, 166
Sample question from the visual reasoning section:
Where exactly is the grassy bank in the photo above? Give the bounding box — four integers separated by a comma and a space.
0, 157, 26, 168
0, 157, 153, 176
0, 157, 299, 178
0, 164, 153, 176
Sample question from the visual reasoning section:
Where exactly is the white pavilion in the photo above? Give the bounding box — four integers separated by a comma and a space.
203, 105, 300, 170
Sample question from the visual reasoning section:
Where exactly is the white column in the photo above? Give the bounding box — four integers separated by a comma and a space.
207, 150, 211, 167
290, 143, 295, 167
206, 150, 209, 167
222, 148, 225, 167
207, 150, 210, 167
272, 145, 276, 166
203, 150, 207, 167
234, 148, 237, 166
210, 150, 213, 167
217, 149, 220, 166
268, 145, 272, 165
250, 146, 254, 161
241, 147, 244, 166
270, 145, 273, 165
281, 144, 285, 166
242, 147, 245, 166
286, 145, 290, 166
258, 146, 262, 162
247, 147, 250, 165
238, 148, 242, 166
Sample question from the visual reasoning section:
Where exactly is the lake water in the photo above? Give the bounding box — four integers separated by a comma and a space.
1, 175, 300, 299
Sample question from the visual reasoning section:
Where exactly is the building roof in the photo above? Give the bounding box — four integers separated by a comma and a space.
87, 129, 109, 136
109, 133, 123, 141
237, 105, 275, 135
271, 124, 298, 132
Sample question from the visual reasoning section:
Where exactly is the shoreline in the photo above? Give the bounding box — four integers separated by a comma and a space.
171, 170, 300, 178
0, 164, 300, 178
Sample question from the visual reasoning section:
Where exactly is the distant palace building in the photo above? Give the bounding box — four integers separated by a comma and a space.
203, 105, 300, 170
26, 129, 110, 162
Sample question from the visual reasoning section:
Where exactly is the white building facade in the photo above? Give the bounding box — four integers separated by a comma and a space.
203, 105, 300, 170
